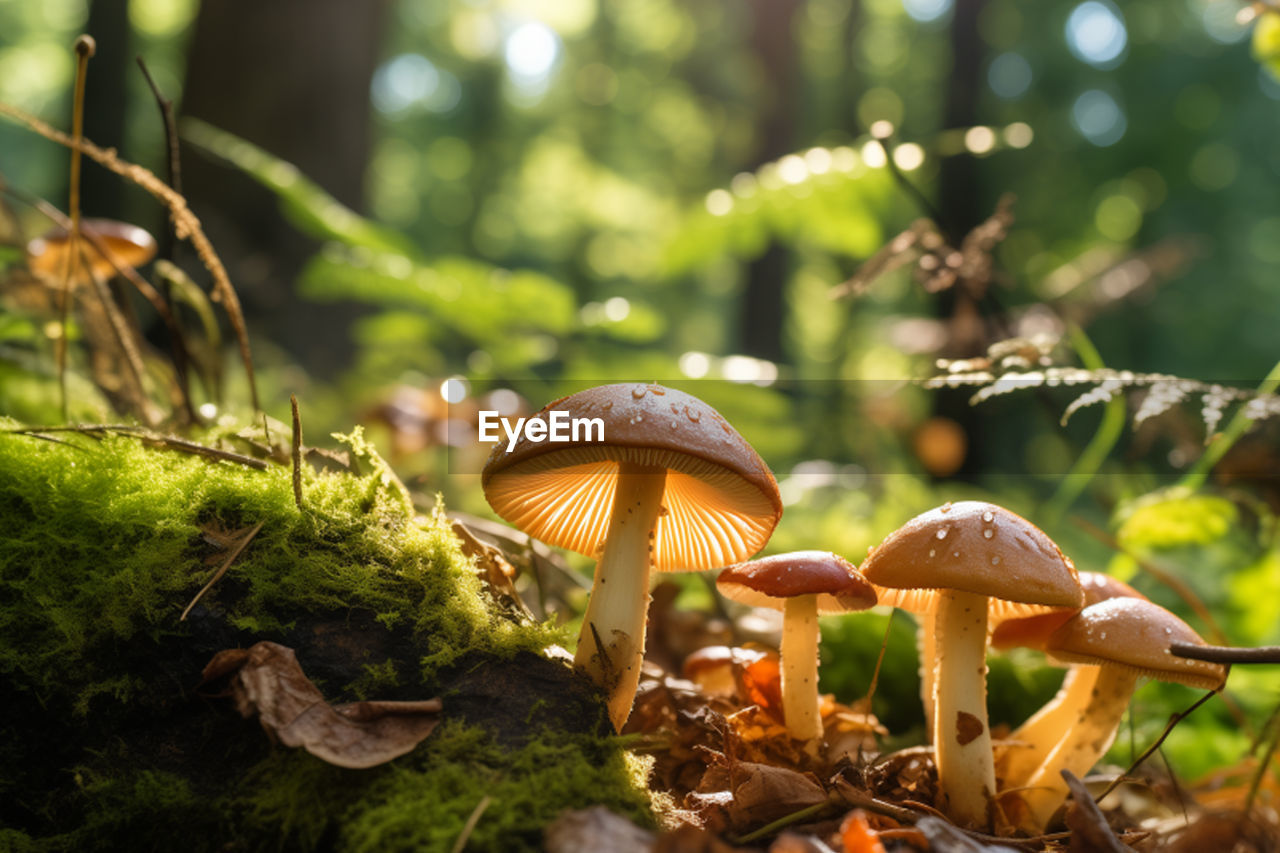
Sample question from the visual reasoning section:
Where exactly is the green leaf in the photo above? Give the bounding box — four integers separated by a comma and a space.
300, 245, 576, 340
1115, 488, 1237, 550
180, 118, 415, 256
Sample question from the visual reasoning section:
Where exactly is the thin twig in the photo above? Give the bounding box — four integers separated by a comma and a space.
291, 395, 303, 510
1093, 689, 1218, 804
449, 794, 492, 853
134, 56, 181, 197
1171, 643, 1280, 664
181, 520, 264, 620
6, 424, 269, 469
59, 36, 95, 423
870, 129, 948, 236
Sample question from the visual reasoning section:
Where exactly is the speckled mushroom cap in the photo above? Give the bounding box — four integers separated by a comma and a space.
861, 501, 1083, 611
1044, 598, 1227, 690
26, 219, 157, 282
717, 551, 877, 614
990, 572, 1146, 651
482, 383, 782, 571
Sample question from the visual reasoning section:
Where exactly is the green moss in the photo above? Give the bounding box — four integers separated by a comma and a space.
229, 723, 654, 852
338, 722, 654, 853
0, 420, 560, 714
0, 419, 646, 850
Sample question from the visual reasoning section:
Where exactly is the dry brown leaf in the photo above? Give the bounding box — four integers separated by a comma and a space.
451, 519, 533, 619
544, 806, 656, 853
202, 641, 441, 769
726, 760, 828, 828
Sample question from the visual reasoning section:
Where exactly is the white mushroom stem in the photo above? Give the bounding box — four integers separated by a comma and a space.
573, 460, 667, 732
1000, 664, 1101, 788
780, 594, 823, 742
918, 614, 937, 741
933, 588, 996, 830
1019, 666, 1139, 831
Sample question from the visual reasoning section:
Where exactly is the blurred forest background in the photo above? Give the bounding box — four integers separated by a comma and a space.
2, 0, 1280, 784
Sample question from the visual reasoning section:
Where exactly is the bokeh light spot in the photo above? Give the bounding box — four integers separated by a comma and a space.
903, 0, 953, 23
988, 52, 1032, 99
1071, 89, 1127, 146
1065, 1, 1127, 67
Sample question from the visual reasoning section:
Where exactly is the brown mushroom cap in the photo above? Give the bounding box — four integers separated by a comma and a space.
482, 383, 782, 571
717, 551, 877, 614
991, 571, 1146, 651
861, 502, 1082, 609
26, 218, 157, 283
1045, 598, 1226, 690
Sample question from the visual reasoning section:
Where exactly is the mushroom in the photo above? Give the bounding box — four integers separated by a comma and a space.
681, 645, 775, 699
860, 501, 1082, 829
26, 218, 157, 284
482, 383, 782, 731
990, 572, 1147, 788
1017, 597, 1226, 831
716, 551, 877, 742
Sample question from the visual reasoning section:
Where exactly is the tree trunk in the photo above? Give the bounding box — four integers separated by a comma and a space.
179, 0, 388, 379
739, 0, 803, 364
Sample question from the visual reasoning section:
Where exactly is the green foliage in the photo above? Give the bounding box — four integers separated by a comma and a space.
1115, 489, 1238, 550
1253, 13, 1280, 81
664, 149, 896, 274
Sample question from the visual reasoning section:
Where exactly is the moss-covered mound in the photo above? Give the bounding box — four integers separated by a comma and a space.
0, 421, 653, 852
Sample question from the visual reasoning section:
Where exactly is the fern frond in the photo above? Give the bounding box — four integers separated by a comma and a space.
929, 337, 1280, 442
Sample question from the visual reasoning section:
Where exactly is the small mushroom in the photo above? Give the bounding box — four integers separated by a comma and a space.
26, 218, 157, 284
681, 645, 774, 699
860, 501, 1082, 829
990, 572, 1147, 788
1017, 597, 1226, 831
717, 551, 876, 742
482, 383, 782, 731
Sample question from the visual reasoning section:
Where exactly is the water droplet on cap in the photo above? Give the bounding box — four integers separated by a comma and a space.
632, 386, 647, 399
990, 556, 1001, 566
983, 529, 993, 539
982, 510, 994, 523
936, 529, 948, 540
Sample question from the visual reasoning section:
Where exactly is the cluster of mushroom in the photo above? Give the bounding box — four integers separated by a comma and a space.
481, 383, 1228, 835
862, 502, 1227, 831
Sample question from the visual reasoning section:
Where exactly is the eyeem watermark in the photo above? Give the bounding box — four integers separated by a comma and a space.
478, 410, 604, 452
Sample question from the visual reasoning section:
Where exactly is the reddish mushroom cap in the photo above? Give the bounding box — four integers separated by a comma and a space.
482, 383, 782, 571
861, 501, 1082, 611
716, 550, 877, 614
1045, 597, 1227, 690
